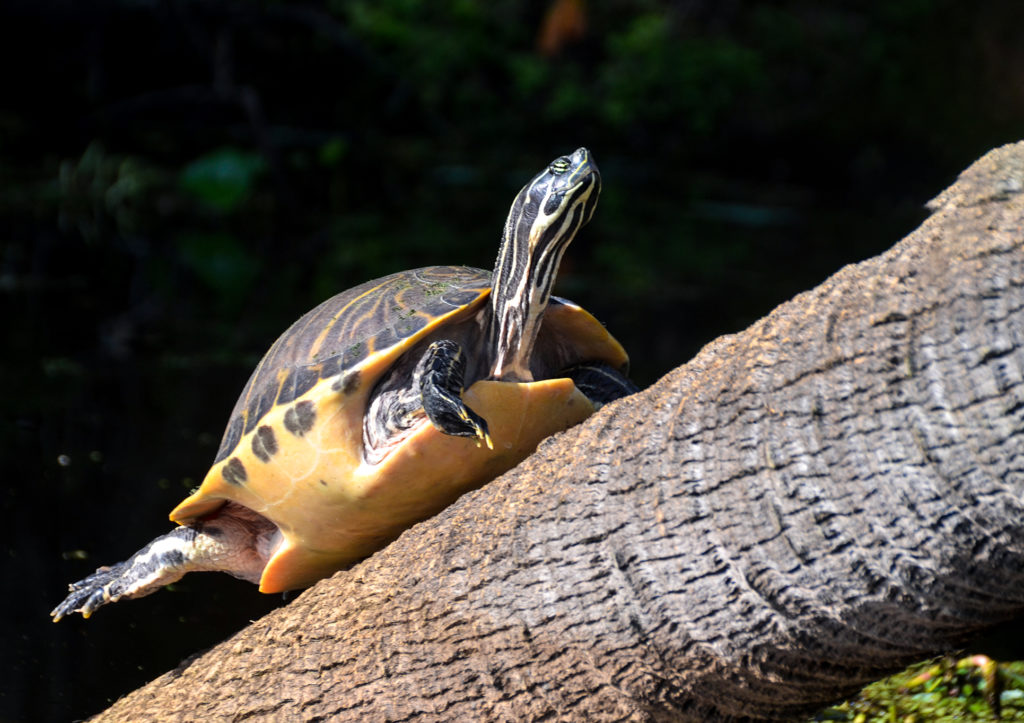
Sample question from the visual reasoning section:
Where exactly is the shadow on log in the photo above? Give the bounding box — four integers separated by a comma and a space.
96, 142, 1024, 722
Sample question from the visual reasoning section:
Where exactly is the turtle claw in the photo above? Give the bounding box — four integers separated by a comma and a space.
456, 404, 493, 450
469, 419, 493, 450
51, 562, 128, 621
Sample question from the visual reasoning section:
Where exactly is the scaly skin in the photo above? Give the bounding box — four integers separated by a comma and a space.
52, 505, 277, 621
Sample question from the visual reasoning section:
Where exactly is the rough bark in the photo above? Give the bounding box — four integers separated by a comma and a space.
96, 142, 1024, 722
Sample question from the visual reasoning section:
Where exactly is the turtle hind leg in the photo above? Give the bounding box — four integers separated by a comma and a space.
51, 527, 196, 621
51, 504, 276, 621
563, 362, 639, 409
418, 339, 493, 449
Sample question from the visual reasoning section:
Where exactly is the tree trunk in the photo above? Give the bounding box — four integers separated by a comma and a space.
95, 142, 1024, 722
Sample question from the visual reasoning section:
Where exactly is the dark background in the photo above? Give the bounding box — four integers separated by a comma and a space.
2, 1, 1022, 721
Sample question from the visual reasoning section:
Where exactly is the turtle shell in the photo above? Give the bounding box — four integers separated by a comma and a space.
170, 265, 628, 592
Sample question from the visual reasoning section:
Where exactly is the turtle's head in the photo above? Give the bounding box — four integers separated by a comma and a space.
510, 147, 601, 267
490, 148, 601, 381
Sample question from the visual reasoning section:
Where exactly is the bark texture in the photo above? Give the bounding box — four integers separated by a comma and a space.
96, 142, 1024, 722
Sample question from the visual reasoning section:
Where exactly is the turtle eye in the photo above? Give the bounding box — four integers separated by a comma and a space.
549, 157, 571, 174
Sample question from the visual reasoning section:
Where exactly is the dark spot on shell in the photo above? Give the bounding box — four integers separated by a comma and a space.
222, 457, 248, 486
245, 386, 277, 435
319, 479, 328, 487
277, 366, 320, 405
331, 370, 361, 395
284, 400, 316, 437
215, 416, 245, 464
252, 425, 279, 463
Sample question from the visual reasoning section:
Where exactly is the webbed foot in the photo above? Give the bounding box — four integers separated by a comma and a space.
51, 560, 139, 621
51, 526, 200, 621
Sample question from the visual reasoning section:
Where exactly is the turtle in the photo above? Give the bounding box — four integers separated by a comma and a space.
51, 147, 636, 621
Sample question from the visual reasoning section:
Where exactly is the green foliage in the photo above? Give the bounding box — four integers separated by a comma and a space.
318, 136, 348, 167
46, 142, 167, 239
179, 148, 266, 213
336, 2, 763, 142
341, 0, 499, 112
814, 656, 1024, 722
599, 15, 762, 134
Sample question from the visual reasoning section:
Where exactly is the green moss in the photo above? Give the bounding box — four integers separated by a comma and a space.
813, 656, 1024, 722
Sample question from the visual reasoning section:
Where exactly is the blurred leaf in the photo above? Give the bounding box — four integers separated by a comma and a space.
319, 137, 349, 167
600, 14, 763, 134
537, 0, 587, 57
179, 148, 266, 213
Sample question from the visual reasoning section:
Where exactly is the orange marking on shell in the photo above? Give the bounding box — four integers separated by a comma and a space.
306, 278, 391, 361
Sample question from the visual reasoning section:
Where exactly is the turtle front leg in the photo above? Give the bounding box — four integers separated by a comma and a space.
418, 339, 493, 449
563, 362, 639, 409
52, 504, 277, 621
